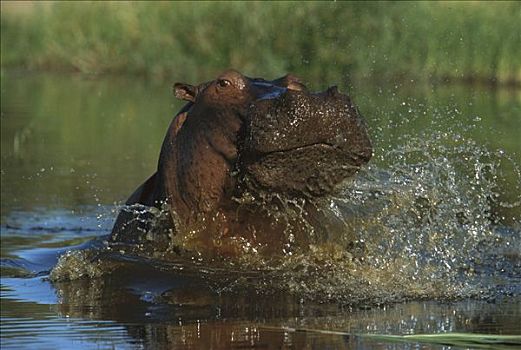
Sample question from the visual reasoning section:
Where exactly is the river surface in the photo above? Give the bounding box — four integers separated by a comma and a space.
1, 71, 520, 349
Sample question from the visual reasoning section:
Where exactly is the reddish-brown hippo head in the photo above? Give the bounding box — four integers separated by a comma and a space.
111, 70, 372, 256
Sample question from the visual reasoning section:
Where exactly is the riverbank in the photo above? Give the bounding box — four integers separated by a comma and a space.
1, 1, 520, 86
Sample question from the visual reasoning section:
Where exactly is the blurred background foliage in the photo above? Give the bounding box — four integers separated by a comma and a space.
1, 1, 520, 220
1, 1, 520, 86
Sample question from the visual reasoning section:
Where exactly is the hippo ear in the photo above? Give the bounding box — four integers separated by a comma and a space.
173, 83, 198, 102
273, 74, 307, 92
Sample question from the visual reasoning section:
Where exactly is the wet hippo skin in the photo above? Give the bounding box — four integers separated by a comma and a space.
110, 70, 372, 257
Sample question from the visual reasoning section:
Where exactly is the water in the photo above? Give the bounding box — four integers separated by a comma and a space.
1, 71, 520, 349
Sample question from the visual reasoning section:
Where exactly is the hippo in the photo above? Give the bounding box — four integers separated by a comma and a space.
110, 70, 372, 257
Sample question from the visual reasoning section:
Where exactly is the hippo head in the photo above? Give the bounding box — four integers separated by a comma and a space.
172, 69, 372, 204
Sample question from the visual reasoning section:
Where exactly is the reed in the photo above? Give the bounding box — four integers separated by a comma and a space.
261, 327, 521, 350
1, 1, 520, 85
364, 333, 521, 349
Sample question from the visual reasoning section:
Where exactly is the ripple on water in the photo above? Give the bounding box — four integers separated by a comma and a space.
0, 316, 137, 349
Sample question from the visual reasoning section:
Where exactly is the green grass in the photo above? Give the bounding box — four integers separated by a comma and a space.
1, 1, 520, 85
262, 327, 521, 349
365, 333, 521, 349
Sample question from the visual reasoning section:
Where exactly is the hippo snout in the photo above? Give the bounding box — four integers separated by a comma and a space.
239, 87, 372, 196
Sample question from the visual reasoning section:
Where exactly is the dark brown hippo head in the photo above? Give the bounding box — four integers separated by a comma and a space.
239, 85, 372, 198
111, 70, 372, 257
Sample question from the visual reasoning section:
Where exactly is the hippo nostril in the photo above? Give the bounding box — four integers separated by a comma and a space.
327, 86, 339, 96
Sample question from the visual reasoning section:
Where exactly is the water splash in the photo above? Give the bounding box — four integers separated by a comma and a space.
260, 129, 521, 304
50, 116, 520, 305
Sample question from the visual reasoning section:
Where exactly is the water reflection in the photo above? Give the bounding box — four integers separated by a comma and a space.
1, 72, 520, 349
1, 206, 520, 348
2, 272, 520, 349
1, 71, 183, 216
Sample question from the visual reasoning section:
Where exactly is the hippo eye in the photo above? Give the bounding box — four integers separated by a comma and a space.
217, 79, 231, 88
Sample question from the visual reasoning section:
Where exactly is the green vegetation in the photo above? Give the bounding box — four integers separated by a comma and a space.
363, 333, 521, 349
263, 327, 521, 350
1, 1, 520, 85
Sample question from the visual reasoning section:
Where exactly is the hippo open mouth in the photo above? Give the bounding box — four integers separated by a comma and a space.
238, 86, 372, 197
